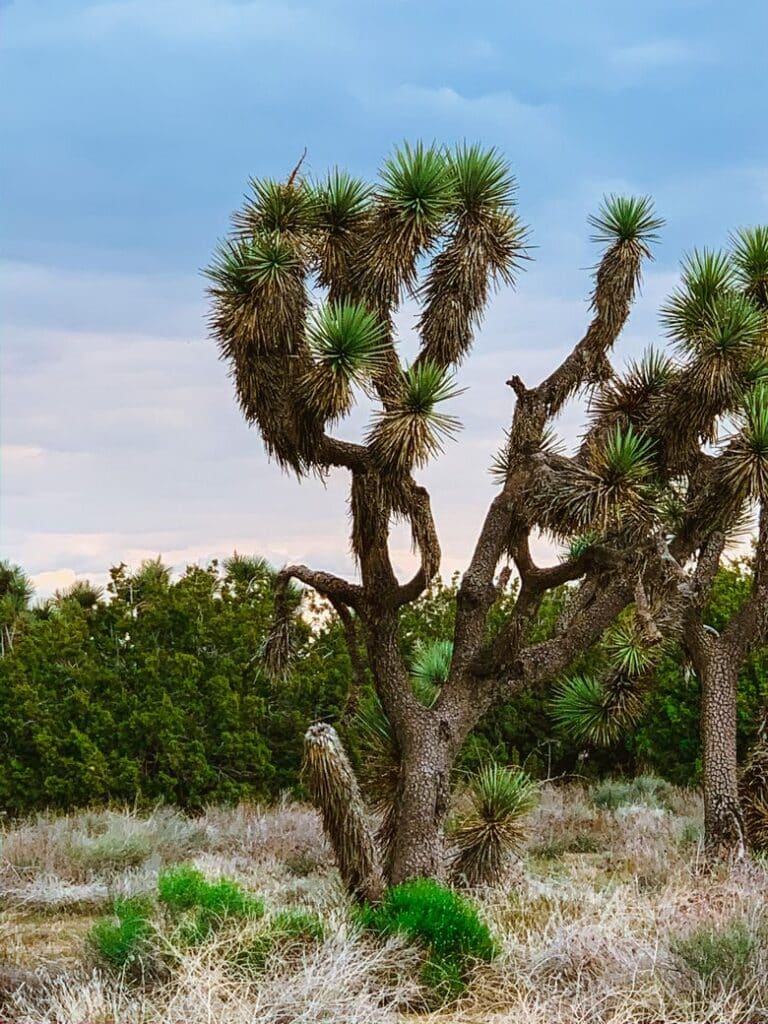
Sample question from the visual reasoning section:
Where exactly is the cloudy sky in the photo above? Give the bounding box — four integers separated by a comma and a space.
3, 0, 768, 598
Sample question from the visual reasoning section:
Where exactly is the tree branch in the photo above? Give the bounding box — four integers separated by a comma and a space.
277, 564, 364, 611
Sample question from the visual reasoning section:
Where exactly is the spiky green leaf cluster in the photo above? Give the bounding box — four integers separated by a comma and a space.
550, 674, 641, 747
731, 226, 768, 307
368, 362, 464, 472
301, 301, 388, 421
588, 195, 664, 248
0, 561, 34, 614
541, 425, 657, 535
232, 177, 315, 238
604, 622, 658, 677
380, 142, 455, 228
721, 384, 768, 499
411, 639, 453, 690
661, 249, 736, 345
450, 764, 537, 886
590, 347, 677, 428
310, 170, 372, 295
54, 580, 104, 610
448, 144, 518, 218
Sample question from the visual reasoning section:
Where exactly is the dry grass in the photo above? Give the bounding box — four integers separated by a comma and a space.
1, 780, 768, 1023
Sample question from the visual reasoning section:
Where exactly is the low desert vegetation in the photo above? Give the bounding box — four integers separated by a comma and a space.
0, 789, 766, 1022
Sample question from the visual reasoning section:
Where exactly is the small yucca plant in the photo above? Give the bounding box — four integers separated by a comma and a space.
450, 763, 537, 886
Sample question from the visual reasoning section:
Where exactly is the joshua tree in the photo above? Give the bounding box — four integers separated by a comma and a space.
207, 144, 768, 879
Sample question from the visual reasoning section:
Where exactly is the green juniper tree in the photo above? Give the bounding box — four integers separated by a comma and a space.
208, 144, 768, 880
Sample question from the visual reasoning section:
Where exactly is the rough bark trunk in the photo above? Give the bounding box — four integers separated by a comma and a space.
387, 720, 454, 885
701, 648, 747, 861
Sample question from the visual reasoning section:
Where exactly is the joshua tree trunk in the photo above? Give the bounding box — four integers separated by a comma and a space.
700, 648, 747, 861
387, 722, 454, 885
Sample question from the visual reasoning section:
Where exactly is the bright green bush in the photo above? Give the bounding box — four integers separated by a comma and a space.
672, 920, 757, 982
360, 879, 497, 1001
158, 864, 264, 944
88, 896, 155, 970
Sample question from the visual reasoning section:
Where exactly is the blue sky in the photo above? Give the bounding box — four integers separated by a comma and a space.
3, 0, 768, 596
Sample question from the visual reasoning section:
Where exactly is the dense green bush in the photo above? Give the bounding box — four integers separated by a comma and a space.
360, 878, 498, 1001
0, 558, 351, 814
1, 554, 767, 815
88, 896, 155, 970
158, 864, 263, 943
90, 866, 265, 967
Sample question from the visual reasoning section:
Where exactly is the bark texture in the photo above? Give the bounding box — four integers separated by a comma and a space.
700, 648, 747, 860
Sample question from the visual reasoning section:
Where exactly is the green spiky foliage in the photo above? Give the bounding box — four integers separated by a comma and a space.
450, 764, 537, 887
731, 226, 768, 308
540, 425, 657, 536
681, 292, 764, 410
223, 553, 272, 588
587, 195, 664, 329
232, 176, 315, 240
359, 142, 455, 310
603, 622, 659, 677
721, 385, 768, 500
303, 722, 383, 904
739, 741, 768, 851
550, 608, 657, 748
661, 249, 737, 345
588, 195, 664, 248
368, 362, 463, 472
54, 580, 104, 610
562, 531, 601, 562
300, 301, 389, 422
310, 170, 373, 299
418, 144, 527, 367
589, 347, 677, 430
411, 639, 453, 690
550, 673, 644, 747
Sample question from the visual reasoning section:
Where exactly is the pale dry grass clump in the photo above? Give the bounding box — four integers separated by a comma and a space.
8, 932, 423, 1024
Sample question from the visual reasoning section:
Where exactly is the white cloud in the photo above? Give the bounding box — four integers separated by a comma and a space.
382, 84, 558, 145
609, 38, 716, 72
